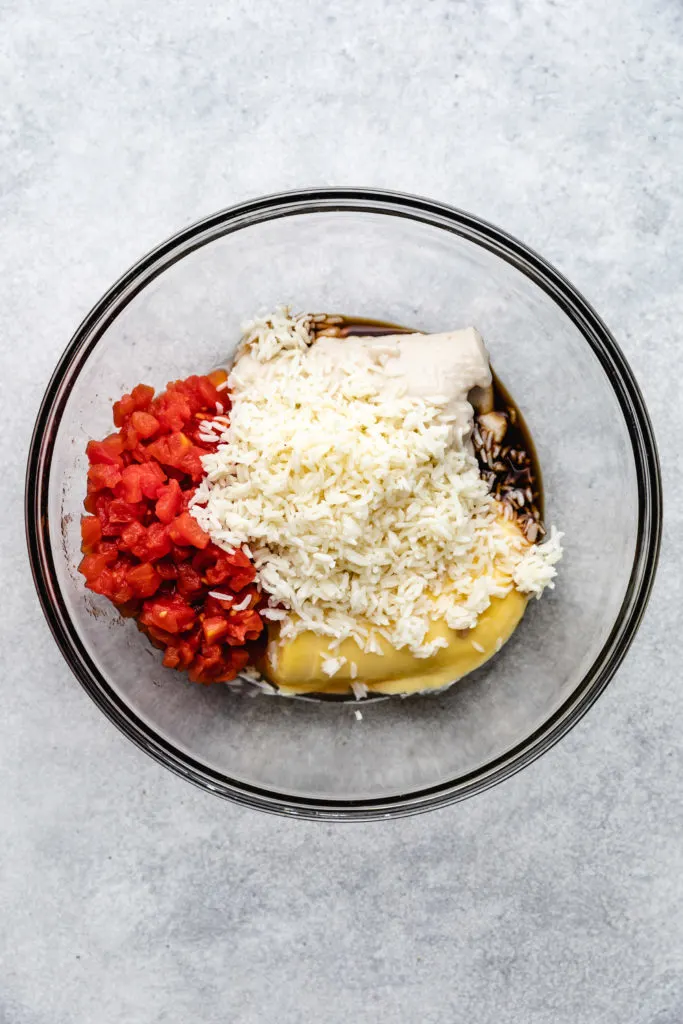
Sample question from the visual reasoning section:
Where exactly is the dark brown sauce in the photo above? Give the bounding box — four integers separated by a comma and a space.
322, 315, 544, 533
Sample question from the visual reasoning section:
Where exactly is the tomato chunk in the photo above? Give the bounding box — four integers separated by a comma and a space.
202, 616, 230, 644
140, 595, 196, 634
87, 463, 122, 491
155, 478, 183, 524
131, 383, 155, 410
137, 462, 166, 498
204, 549, 256, 590
151, 393, 192, 433
176, 561, 205, 600
156, 558, 178, 581
79, 546, 118, 579
120, 422, 139, 451
131, 411, 160, 439
146, 432, 204, 480
113, 393, 136, 426
80, 516, 102, 551
116, 463, 166, 502
86, 435, 124, 466
144, 522, 173, 561
167, 512, 210, 550
163, 631, 201, 670
127, 563, 161, 598
108, 499, 146, 524
119, 520, 147, 556
225, 609, 264, 646
108, 563, 135, 605
189, 646, 250, 684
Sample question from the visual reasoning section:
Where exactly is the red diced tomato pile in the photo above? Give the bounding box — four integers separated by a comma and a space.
78, 372, 266, 684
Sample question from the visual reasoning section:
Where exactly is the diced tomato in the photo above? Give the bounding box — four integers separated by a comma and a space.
167, 512, 210, 549
86, 434, 124, 466
155, 558, 178, 581
130, 411, 160, 439
176, 562, 205, 600
202, 616, 230, 644
232, 569, 257, 592
202, 589, 255, 619
137, 462, 166, 498
228, 647, 251, 674
117, 466, 143, 501
85, 560, 134, 605
144, 434, 172, 467
119, 520, 147, 554
113, 392, 136, 427
87, 463, 122, 491
163, 645, 190, 670
116, 463, 165, 503
189, 645, 250, 684
204, 548, 256, 590
93, 495, 114, 533
119, 521, 172, 562
151, 392, 193, 433
188, 643, 223, 681
163, 647, 185, 670
120, 422, 140, 451
202, 555, 231, 584
127, 563, 161, 598
140, 595, 196, 634
80, 516, 102, 552
145, 522, 172, 561
170, 543, 193, 564
155, 478, 183, 524
163, 628, 202, 670
129, 445, 151, 464
79, 545, 118, 580
202, 594, 231, 618
146, 431, 204, 480
131, 383, 155, 410
93, 498, 131, 538
108, 499, 146, 524
85, 568, 115, 598
224, 609, 264, 646
142, 623, 178, 648
179, 374, 222, 412
108, 563, 135, 605
190, 546, 217, 573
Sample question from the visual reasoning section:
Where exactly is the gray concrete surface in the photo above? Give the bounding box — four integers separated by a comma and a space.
1, 0, 681, 1021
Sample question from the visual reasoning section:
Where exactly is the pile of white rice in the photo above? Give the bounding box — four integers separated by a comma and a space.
191, 309, 562, 657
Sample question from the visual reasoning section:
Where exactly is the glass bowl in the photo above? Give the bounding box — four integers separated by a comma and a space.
26, 188, 662, 820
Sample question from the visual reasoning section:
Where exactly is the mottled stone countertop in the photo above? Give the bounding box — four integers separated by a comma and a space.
2, 0, 681, 1021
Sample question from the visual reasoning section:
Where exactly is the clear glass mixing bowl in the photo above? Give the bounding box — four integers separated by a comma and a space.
26, 189, 662, 819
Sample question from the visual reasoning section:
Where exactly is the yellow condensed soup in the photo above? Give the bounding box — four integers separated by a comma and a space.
263, 514, 529, 697
263, 588, 526, 696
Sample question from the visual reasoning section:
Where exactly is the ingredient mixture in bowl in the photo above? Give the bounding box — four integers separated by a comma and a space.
79, 309, 562, 698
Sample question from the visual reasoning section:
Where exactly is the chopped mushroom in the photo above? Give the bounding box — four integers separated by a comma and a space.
478, 410, 508, 444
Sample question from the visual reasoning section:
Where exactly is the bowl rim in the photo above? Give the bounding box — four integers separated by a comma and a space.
25, 186, 663, 820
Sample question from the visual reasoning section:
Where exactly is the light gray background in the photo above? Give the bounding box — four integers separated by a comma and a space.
2, 1, 680, 1021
